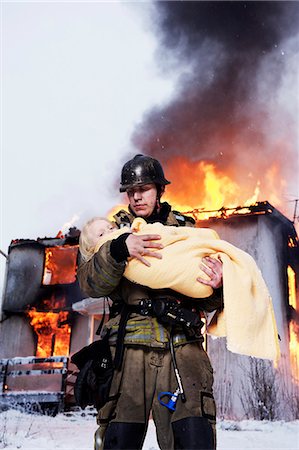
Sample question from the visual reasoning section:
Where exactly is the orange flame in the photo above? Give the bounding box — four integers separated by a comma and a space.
288, 266, 299, 381
43, 245, 78, 285
162, 156, 284, 214
28, 309, 71, 357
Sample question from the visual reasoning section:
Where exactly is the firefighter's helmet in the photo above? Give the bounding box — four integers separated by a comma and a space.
119, 154, 171, 193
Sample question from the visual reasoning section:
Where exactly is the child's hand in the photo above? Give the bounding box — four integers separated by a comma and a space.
197, 256, 223, 289
125, 234, 163, 266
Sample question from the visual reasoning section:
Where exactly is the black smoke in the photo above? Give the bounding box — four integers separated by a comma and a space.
132, 1, 299, 197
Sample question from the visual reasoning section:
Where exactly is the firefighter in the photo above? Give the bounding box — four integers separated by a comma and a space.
77, 154, 223, 450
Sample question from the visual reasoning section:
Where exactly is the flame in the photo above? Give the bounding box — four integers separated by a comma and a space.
43, 245, 78, 285
287, 266, 299, 381
162, 156, 284, 215
28, 309, 71, 357
243, 181, 260, 206
289, 321, 299, 382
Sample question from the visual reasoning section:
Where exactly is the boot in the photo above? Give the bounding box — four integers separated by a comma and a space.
103, 422, 146, 450
172, 416, 215, 450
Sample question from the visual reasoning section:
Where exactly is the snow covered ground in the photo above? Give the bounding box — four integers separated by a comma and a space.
0, 409, 298, 450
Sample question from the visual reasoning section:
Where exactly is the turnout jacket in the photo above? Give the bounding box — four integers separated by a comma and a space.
77, 203, 223, 348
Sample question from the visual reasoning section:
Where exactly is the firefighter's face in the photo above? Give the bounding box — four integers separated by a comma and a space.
127, 184, 158, 218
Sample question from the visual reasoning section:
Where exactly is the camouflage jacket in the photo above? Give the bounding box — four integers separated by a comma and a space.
77, 204, 223, 348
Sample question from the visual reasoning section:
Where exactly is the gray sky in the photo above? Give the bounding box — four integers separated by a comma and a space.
0, 1, 177, 293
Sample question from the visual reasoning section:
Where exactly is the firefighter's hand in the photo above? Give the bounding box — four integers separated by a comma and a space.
125, 234, 163, 267
197, 256, 223, 289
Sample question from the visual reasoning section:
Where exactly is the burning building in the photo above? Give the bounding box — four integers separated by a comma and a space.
0, 228, 105, 414
0, 201, 298, 419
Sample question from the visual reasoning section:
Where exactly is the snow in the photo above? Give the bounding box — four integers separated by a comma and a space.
0, 409, 298, 450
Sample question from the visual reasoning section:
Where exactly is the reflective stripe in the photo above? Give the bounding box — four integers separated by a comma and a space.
107, 316, 200, 347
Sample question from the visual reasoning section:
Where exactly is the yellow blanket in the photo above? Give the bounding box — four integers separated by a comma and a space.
95, 218, 280, 361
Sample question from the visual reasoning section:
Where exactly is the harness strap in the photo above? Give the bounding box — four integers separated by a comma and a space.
95, 298, 108, 336
113, 305, 132, 370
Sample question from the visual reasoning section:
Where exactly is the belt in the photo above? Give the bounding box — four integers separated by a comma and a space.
113, 298, 203, 370
130, 297, 203, 330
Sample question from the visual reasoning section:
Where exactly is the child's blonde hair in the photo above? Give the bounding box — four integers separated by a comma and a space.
79, 217, 112, 262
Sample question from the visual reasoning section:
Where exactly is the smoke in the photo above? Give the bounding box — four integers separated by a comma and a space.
132, 1, 299, 208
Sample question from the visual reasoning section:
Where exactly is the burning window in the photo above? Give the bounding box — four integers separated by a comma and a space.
42, 245, 78, 285
28, 309, 71, 357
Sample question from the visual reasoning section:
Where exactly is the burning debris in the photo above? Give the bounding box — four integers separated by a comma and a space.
182, 199, 271, 221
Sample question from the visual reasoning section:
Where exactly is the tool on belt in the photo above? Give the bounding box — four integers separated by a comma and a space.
158, 388, 180, 412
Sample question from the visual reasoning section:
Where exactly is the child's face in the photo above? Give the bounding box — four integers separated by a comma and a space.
88, 219, 116, 246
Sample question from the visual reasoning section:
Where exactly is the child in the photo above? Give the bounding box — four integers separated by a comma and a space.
80, 216, 218, 298
79, 217, 118, 262
79, 216, 280, 361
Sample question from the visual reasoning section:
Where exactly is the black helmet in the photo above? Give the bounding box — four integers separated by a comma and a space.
119, 154, 171, 192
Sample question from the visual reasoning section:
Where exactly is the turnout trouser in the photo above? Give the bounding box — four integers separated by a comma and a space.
97, 342, 216, 450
